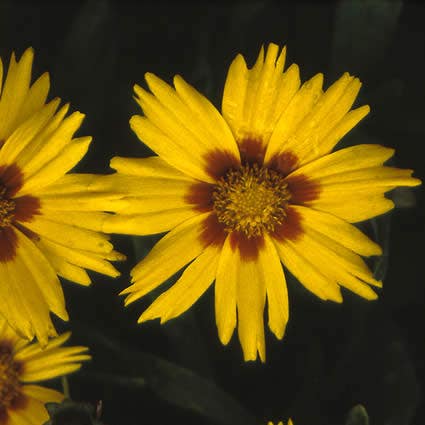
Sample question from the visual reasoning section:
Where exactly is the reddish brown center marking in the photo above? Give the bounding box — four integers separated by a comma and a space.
188, 144, 322, 260
0, 341, 24, 422
0, 163, 41, 263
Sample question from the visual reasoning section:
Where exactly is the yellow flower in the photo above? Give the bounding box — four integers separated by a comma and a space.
0, 48, 125, 345
268, 421, 293, 425
0, 317, 90, 425
104, 43, 420, 361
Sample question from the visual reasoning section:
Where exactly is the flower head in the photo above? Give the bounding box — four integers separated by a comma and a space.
0, 48, 125, 344
0, 317, 90, 424
105, 43, 420, 361
268, 421, 293, 425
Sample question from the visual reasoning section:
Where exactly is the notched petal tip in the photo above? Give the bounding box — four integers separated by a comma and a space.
133, 83, 146, 99
408, 176, 422, 187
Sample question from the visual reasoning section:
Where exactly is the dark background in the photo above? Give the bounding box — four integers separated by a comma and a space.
1, 1, 424, 424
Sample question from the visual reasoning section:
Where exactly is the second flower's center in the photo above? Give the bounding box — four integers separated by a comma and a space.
212, 163, 290, 238
0, 186, 15, 228
0, 343, 22, 412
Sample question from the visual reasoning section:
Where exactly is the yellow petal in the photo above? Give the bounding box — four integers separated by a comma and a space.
0, 48, 34, 141
37, 174, 127, 212
290, 145, 421, 222
16, 332, 71, 360
268, 63, 301, 133
221, 53, 249, 139
0, 240, 58, 345
24, 216, 113, 254
19, 136, 91, 194
173, 74, 240, 158
139, 243, 220, 323
130, 114, 216, 183
133, 75, 238, 183
39, 210, 111, 232
265, 73, 323, 163
0, 99, 60, 168
288, 144, 395, 179
12, 108, 83, 175
144, 72, 219, 155
0, 261, 37, 341
123, 212, 210, 304
312, 167, 419, 188
274, 237, 343, 302
309, 190, 395, 223
38, 243, 92, 286
262, 235, 288, 340
275, 224, 380, 302
100, 171, 201, 234
8, 392, 50, 424
15, 226, 68, 321
215, 235, 237, 346
39, 192, 127, 212
104, 209, 198, 236
246, 44, 287, 139
223, 43, 301, 148
314, 104, 370, 155
9, 103, 70, 172
311, 77, 364, 155
19, 345, 90, 382
295, 229, 380, 299
0, 316, 28, 351
307, 169, 419, 223
110, 155, 192, 180
16, 71, 50, 125
0, 56, 3, 95
236, 250, 266, 362
35, 238, 120, 278
293, 205, 382, 256
275, 73, 363, 165
22, 384, 64, 404
97, 173, 198, 200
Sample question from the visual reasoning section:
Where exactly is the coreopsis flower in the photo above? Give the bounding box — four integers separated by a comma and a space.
268, 421, 293, 425
104, 43, 420, 361
0, 317, 90, 425
0, 48, 125, 345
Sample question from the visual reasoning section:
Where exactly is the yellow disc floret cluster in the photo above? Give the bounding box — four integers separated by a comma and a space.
0, 343, 21, 413
212, 163, 290, 237
0, 187, 14, 228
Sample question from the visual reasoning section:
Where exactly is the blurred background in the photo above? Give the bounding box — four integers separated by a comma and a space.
1, 1, 424, 424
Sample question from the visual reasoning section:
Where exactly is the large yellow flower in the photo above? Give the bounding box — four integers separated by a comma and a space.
0, 317, 90, 425
0, 48, 125, 344
104, 43, 420, 361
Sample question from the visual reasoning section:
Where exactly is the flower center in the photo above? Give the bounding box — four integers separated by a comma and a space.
0, 186, 15, 228
212, 163, 290, 238
0, 343, 22, 412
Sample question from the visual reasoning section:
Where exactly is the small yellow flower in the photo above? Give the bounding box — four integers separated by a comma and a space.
268, 420, 293, 425
0, 317, 90, 425
104, 43, 420, 361
0, 48, 125, 344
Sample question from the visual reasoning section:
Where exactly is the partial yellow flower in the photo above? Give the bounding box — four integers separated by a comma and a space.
0, 48, 125, 345
104, 43, 420, 361
268, 420, 293, 425
0, 317, 90, 425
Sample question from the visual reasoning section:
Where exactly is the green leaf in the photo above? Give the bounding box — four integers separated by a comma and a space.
77, 325, 256, 425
